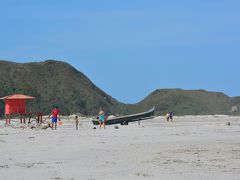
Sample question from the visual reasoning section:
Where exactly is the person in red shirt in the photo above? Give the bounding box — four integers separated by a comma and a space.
48, 106, 60, 130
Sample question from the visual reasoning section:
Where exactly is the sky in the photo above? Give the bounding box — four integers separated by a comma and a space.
0, 0, 240, 103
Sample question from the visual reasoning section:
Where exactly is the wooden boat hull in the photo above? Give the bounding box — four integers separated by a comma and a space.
92, 107, 155, 126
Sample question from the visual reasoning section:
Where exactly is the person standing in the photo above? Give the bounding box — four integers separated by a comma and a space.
48, 106, 60, 130
169, 112, 174, 122
166, 112, 170, 122
75, 115, 79, 130
98, 108, 106, 129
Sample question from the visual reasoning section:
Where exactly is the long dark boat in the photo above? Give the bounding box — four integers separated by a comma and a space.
92, 107, 155, 126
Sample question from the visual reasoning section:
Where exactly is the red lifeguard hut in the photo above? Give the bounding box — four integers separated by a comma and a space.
0, 94, 35, 124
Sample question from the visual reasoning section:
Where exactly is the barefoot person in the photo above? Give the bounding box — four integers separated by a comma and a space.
75, 115, 79, 130
98, 108, 106, 129
169, 112, 174, 122
48, 106, 60, 130
166, 112, 170, 122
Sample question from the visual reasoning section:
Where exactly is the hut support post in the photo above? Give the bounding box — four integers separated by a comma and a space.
28, 113, 31, 124
20, 114, 26, 124
5, 114, 10, 125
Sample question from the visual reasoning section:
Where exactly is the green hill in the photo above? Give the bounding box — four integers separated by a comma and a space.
0, 60, 239, 116
0, 60, 123, 115
230, 96, 240, 115
126, 89, 239, 115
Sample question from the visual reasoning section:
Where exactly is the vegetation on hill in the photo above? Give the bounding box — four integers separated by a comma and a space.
0, 60, 123, 116
129, 89, 235, 115
0, 60, 239, 116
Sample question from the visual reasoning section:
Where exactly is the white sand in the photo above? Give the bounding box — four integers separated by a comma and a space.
0, 116, 240, 180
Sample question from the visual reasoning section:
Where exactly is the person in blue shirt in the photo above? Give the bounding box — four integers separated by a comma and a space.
98, 108, 106, 129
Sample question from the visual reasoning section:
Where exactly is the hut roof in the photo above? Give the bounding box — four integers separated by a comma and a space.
0, 94, 35, 100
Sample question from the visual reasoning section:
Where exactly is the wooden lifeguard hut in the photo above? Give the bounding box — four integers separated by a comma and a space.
0, 94, 35, 124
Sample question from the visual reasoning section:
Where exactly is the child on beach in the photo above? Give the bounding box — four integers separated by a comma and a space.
75, 115, 79, 130
166, 113, 170, 122
98, 108, 106, 129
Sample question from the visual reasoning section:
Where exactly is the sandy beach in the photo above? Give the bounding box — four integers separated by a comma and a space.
0, 115, 240, 180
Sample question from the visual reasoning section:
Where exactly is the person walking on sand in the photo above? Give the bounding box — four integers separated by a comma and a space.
98, 108, 106, 129
169, 112, 174, 122
75, 115, 79, 130
48, 106, 60, 130
166, 112, 170, 122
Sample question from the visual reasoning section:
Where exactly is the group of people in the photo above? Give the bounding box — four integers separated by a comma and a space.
48, 106, 174, 130
166, 112, 174, 122
48, 106, 80, 130
48, 106, 107, 130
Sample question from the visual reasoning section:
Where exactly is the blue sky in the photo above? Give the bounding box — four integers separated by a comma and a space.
0, 0, 240, 103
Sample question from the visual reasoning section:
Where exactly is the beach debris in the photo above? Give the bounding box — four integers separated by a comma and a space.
0, 164, 9, 169
114, 126, 119, 129
40, 123, 51, 130
226, 122, 231, 126
4, 122, 52, 130
0, 133, 8, 136
135, 171, 152, 177
15, 162, 35, 168
50, 177, 62, 180
93, 127, 97, 129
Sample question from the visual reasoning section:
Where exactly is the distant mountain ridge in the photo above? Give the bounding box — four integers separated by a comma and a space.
130, 89, 240, 115
0, 60, 239, 116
